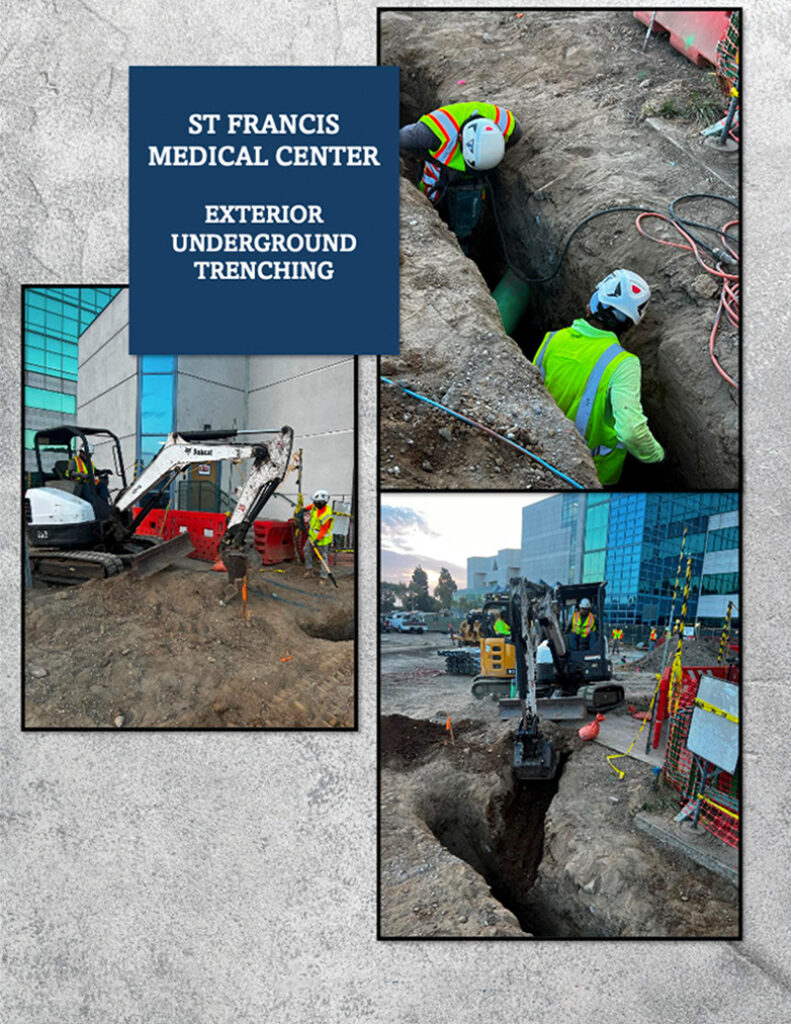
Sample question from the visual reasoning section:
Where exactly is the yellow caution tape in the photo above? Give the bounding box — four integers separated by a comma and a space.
696, 793, 739, 820
607, 677, 661, 780
693, 697, 738, 724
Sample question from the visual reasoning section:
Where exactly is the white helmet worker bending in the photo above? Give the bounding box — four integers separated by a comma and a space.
461, 117, 506, 171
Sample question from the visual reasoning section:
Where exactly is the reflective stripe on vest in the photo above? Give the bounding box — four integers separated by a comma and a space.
574, 342, 626, 440
424, 107, 461, 165
572, 611, 594, 636
492, 105, 512, 134
534, 332, 556, 380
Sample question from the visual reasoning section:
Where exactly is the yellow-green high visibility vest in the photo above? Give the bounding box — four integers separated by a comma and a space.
571, 611, 595, 637
308, 503, 333, 547
493, 618, 511, 637
419, 102, 516, 177
533, 319, 635, 486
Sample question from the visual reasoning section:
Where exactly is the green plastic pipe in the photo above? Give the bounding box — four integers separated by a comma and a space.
492, 268, 532, 336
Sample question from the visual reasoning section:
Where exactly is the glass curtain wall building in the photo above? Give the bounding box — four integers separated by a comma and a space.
24, 287, 121, 476
580, 492, 739, 627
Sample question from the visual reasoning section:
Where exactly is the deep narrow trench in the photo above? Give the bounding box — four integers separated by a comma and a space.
395, 69, 693, 487
421, 753, 574, 937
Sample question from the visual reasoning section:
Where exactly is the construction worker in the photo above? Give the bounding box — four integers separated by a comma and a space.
569, 598, 596, 651
611, 625, 622, 656
533, 269, 665, 486
399, 101, 522, 241
493, 611, 511, 637
302, 489, 334, 582
649, 626, 657, 652
66, 442, 110, 502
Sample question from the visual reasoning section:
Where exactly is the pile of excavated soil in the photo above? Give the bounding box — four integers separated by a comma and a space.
24, 562, 355, 728
381, 9, 739, 489
380, 712, 738, 938
623, 635, 737, 674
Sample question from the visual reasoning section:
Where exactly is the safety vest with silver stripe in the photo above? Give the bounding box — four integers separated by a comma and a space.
307, 503, 334, 546
418, 102, 515, 201
533, 321, 634, 486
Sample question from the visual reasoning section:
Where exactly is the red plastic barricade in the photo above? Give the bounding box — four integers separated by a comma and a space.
133, 507, 227, 562
253, 520, 296, 565
634, 10, 733, 67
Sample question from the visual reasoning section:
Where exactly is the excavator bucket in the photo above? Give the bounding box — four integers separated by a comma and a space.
499, 695, 587, 722
513, 736, 558, 781
130, 532, 195, 579
222, 550, 250, 585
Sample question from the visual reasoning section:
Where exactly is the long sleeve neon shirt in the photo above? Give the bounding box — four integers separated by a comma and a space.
608, 358, 664, 463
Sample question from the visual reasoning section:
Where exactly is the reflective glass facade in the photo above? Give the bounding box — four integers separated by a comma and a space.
138, 355, 176, 469
570, 492, 739, 626
23, 287, 121, 465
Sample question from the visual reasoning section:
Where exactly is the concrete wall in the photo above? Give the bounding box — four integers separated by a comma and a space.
247, 356, 354, 509
176, 356, 249, 499
77, 289, 137, 496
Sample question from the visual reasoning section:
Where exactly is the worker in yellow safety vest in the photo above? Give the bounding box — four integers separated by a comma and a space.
611, 626, 622, 655
533, 269, 665, 486
302, 489, 334, 582
399, 101, 522, 241
493, 611, 511, 638
570, 598, 596, 650
66, 442, 110, 502
649, 627, 657, 651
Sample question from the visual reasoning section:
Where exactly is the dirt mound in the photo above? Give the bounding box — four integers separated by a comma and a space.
381, 9, 739, 489
625, 635, 736, 674
24, 562, 355, 728
380, 713, 499, 771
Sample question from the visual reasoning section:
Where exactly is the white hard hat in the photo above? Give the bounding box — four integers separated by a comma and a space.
590, 269, 651, 327
461, 117, 505, 171
312, 490, 330, 503
579, 598, 592, 610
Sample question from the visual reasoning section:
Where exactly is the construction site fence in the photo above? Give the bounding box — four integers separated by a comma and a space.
662, 665, 740, 848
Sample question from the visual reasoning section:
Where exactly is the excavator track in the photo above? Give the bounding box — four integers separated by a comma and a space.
28, 548, 126, 584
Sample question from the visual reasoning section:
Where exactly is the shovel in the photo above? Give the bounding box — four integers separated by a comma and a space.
307, 538, 339, 588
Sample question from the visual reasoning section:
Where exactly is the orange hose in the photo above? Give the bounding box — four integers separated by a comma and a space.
635, 212, 739, 389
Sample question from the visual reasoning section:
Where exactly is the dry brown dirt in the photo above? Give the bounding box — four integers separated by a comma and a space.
381, 9, 739, 490
24, 560, 355, 728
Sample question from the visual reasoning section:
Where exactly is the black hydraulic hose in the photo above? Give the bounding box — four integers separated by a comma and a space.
485, 177, 739, 284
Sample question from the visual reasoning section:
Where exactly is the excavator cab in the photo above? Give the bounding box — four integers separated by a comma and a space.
25, 426, 129, 548
551, 582, 612, 693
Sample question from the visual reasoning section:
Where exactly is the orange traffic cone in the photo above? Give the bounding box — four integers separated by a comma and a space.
211, 559, 226, 572
578, 713, 605, 742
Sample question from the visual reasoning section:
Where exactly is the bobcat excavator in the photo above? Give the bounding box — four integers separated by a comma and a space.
502, 578, 624, 780
24, 424, 294, 584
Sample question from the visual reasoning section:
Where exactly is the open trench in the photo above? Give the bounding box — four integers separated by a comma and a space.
417, 754, 570, 936
394, 52, 738, 489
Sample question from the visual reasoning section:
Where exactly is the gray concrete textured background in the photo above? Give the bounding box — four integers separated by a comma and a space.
2, 1, 789, 1021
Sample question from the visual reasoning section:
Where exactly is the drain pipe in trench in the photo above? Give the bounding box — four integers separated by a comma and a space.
492, 268, 533, 336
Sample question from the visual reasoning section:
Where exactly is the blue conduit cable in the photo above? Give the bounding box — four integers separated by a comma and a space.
380, 376, 584, 490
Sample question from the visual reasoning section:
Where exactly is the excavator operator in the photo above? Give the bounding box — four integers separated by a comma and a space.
66, 442, 110, 502
569, 598, 596, 651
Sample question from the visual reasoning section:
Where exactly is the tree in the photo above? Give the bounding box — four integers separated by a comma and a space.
380, 581, 407, 613
407, 565, 435, 612
434, 567, 458, 611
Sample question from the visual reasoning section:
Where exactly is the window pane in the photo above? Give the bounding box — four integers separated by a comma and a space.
141, 355, 176, 372
140, 374, 174, 433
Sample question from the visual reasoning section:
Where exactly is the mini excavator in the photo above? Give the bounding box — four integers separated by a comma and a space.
24, 425, 294, 584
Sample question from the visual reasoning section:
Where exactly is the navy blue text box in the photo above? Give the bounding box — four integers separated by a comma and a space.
129, 66, 399, 355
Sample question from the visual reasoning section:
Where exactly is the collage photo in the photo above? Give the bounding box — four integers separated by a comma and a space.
10, 5, 756, 1023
